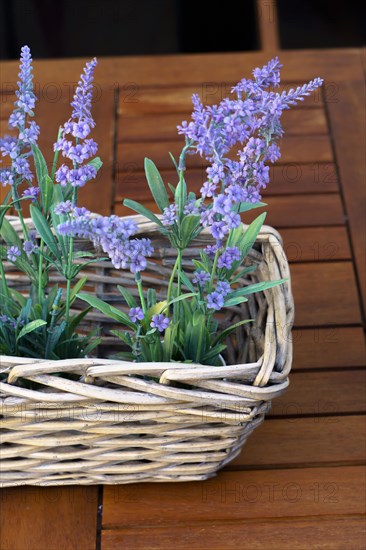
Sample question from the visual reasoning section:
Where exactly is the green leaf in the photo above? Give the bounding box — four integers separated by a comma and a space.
230, 265, 257, 284
175, 175, 187, 216
117, 285, 137, 308
67, 307, 92, 335
239, 278, 288, 296
169, 152, 178, 171
123, 199, 163, 227
163, 292, 197, 312
225, 213, 267, 277
30, 205, 60, 260
110, 329, 133, 348
88, 156, 103, 172
202, 344, 227, 363
9, 288, 27, 309
181, 214, 201, 247
0, 204, 12, 229
238, 201, 266, 213
212, 319, 253, 346
31, 144, 51, 212
163, 321, 179, 361
179, 272, 196, 293
77, 293, 137, 329
224, 296, 248, 307
17, 320, 47, 341
147, 288, 157, 309
0, 216, 23, 249
144, 158, 169, 213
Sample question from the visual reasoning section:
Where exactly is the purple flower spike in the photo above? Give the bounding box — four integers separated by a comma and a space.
151, 314, 170, 332
207, 291, 225, 311
7, 246, 21, 262
162, 204, 177, 227
193, 270, 210, 285
54, 58, 99, 190
54, 201, 73, 215
128, 307, 144, 322
0, 46, 39, 187
22, 187, 40, 201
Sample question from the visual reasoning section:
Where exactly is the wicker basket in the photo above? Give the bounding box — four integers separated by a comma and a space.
0, 215, 294, 487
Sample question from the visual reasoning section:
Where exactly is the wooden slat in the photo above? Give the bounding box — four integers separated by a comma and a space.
117, 83, 323, 116
115, 163, 339, 201
116, 194, 345, 228
270, 369, 366, 416
117, 135, 333, 170
0, 486, 98, 550
229, 415, 366, 468
102, 516, 366, 550
1, 50, 361, 88
118, 108, 328, 142
292, 327, 366, 369
256, 0, 280, 52
327, 75, 366, 316
280, 227, 351, 262
290, 262, 361, 326
102, 465, 365, 527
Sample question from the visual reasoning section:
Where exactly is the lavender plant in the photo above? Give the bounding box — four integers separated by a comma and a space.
0, 47, 102, 358
0, 47, 323, 365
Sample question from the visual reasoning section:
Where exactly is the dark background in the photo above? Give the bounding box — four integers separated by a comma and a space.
0, 0, 364, 59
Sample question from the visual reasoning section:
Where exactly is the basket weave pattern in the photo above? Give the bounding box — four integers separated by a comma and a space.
0, 216, 294, 486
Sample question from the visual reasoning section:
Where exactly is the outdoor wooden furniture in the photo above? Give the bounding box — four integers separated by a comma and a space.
0, 48, 365, 550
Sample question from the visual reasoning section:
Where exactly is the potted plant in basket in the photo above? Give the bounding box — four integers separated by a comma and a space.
0, 47, 322, 486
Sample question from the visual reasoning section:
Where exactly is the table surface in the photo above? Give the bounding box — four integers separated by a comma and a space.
0, 48, 365, 550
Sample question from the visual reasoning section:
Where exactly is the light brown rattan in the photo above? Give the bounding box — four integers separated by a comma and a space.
0, 215, 294, 486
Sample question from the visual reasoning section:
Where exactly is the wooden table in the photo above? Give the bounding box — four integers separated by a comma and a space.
1, 48, 365, 550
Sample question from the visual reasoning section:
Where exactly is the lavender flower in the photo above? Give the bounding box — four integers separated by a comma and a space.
217, 247, 240, 269
216, 281, 231, 296
0, 169, 14, 187
57, 214, 153, 272
54, 58, 98, 190
128, 307, 144, 322
162, 204, 177, 226
178, 59, 323, 239
204, 243, 220, 259
54, 201, 73, 215
23, 240, 37, 255
150, 314, 170, 332
207, 291, 225, 311
200, 180, 217, 198
0, 46, 39, 188
22, 186, 40, 201
193, 270, 210, 285
184, 200, 199, 215
7, 246, 21, 262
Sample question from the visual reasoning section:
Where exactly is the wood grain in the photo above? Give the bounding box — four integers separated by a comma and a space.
229, 415, 366, 468
117, 83, 323, 117
102, 516, 366, 550
327, 76, 366, 316
117, 135, 333, 171
292, 327, 366, 369
1, 50, 361, 87
117, 109, 328, 142
269, 369, 366, 416
115, 163, 339, 201
0, 486, 98, 550
279, 226, 351, 262
290, 262, 361, 326
116, 194, 345, 228
102, 465, 365, 527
